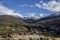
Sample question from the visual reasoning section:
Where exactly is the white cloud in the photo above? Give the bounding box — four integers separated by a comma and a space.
25, 13, 50, 19
29, 13, 35, 17
18, 4, 36, 8
35, 0, 60, 12
0, 4, 46, 19
40, 0, 43, 3
57, 0, 60, 2
18, 4, 29, 7
0, 4, 23, 18
40, 13, 44, 17
35, 4, 42, 8
39, 13, 50, 17
24, 13, 40, 19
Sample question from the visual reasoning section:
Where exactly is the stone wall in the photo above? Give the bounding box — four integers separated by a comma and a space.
0, 35, 60, 40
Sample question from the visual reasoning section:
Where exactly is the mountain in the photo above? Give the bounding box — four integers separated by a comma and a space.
0, 12, 60, 37
0, 15, 25, 25
23, 11, 60, 23
36, 11, 60, 22
23, 17, 37, 23
23, 16, 39, 23
0, 11, 60, 26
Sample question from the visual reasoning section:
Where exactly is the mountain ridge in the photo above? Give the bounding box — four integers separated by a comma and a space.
0, 11, 60, 26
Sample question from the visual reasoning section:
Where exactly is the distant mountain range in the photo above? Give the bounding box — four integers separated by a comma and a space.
36, 11, 60, 22
0, 11, 60, 26
0, 12, 60, 37
24, 11, 60, 23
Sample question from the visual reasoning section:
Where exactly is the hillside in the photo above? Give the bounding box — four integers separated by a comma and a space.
0, 15, 25, 25
23, 12, 60, 37
0, 15, 28, 35
0, 12, 60, 37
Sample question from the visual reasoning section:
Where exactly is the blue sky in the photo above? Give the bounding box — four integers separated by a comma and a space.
0, 0, 60, 18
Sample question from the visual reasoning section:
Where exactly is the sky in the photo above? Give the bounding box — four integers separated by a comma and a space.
0, 0, 60, 19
